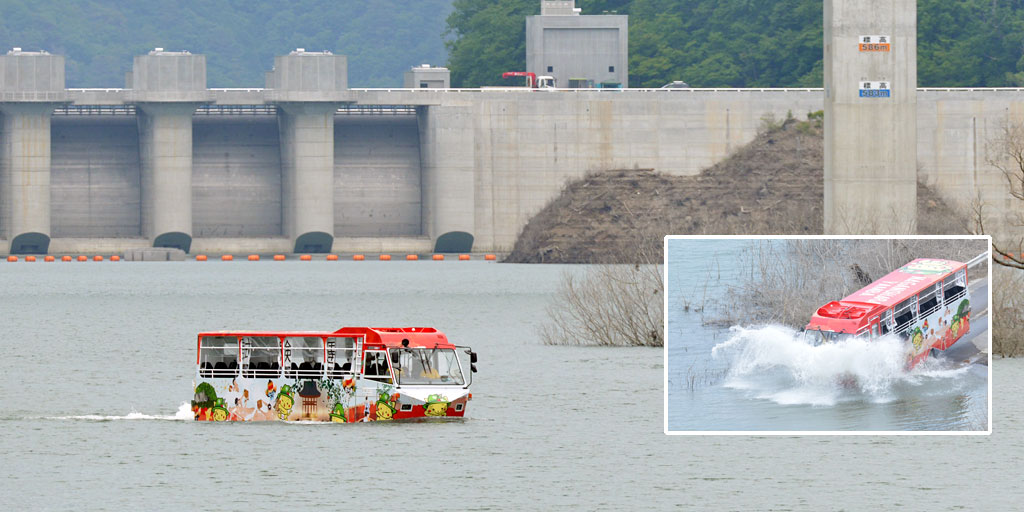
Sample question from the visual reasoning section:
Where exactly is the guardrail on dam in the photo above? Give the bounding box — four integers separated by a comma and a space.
1, 50, 1022, 254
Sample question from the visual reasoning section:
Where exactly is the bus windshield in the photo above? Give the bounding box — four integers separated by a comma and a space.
805, 329, 856, 346
390, 348, 465, 386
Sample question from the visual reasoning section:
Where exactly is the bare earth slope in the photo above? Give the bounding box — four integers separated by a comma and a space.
506, 116, 965, 264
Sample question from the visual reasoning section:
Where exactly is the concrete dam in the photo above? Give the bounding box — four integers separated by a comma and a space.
1, 48, 1022, 255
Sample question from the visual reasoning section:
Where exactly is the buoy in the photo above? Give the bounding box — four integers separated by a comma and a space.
432, 254, 444, 261
196, 254, 208, 261
111, 255, 121, 262
273, 254, 285, 261
25, 256, 36, 262
406, 254, 418, 261
248, 254, 259, 261
484, 254, 497, 261
326, 254, 339, 261
459, 254, 471, 260
221, 255, 233, 261
61, 255, 72, 262
44, 255, 55, 262
7, 255, 18, 262
300, 254, 312, 261
353, 254, 365, 261
379, 254, 391, 261
77, 255, 87, 262
93, 255, 103, 261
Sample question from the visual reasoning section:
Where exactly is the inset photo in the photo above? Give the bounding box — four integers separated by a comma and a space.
664, 236, 991, 434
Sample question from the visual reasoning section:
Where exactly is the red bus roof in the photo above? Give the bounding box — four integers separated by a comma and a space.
806, 258, 965, 332
197, 327, 453, 349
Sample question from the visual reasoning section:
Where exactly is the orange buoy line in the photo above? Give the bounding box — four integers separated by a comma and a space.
77, 255, 87, 262
273, 254, 286, 261
248, 254, 260, 261
379, 254, 391, 261
62, 255, 72, 262
93, 255, 103, 261
326, 254, 339, 261
25, 256, 36, 262
44, 255, 55, 262
484, 254, 497, 261
221, 255, 233, 261
111, 255, 121, 262
299, 254, 312, 261
432, 254, 444, 261
459, 254, 470, 260
406, 254, 418, 261
7, 255, 18, 262
196, 254, 208, 261
353, 254, 365, 261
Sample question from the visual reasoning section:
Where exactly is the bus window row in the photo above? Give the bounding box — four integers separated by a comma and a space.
889, 268, 967, 336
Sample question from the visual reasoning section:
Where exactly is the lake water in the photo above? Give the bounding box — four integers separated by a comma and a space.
666, 239, 990, 432
0, 260, 1019, 510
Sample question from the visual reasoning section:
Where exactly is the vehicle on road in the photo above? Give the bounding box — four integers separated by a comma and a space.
804, 258, 970, 369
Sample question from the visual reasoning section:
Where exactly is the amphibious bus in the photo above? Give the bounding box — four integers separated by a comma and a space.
804, 258, 970, 368
191, 327, 477, 422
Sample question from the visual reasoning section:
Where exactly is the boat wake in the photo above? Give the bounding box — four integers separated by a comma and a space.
46, 403, 194, 421
711, 324, 971, 406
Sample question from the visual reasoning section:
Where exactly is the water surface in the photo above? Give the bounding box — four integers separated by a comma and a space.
0, 260, 1017, 510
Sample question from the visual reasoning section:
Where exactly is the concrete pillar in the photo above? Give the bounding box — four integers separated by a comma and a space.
137, 103, 198, 251
278, 103, 336, 253
129, 49, 211, 252
824, 0, 917, 234
0, 49, 65, 254
418, 105, 476, 252
0, 104, 55, 253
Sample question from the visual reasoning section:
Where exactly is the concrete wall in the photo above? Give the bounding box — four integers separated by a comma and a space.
461, 90, 821, 249
5, 86, 1024, 255
192, 116, 282, 237
334, 115, 421, 237
51, 116, 141, 237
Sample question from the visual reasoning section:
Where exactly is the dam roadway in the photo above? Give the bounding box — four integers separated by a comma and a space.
2, 49, 1023, 255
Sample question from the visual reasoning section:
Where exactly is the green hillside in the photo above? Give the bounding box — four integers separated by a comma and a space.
0, 0, 453, 87
446, 0, 1024, 88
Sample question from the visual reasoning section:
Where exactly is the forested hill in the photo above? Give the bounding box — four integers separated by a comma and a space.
446, 0, 1024, 88
0, 0, 453, 87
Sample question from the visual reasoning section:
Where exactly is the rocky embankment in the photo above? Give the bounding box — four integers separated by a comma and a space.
506, 114, 965, 264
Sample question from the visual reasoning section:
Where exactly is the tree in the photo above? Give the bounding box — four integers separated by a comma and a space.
982, 120, 1024, 270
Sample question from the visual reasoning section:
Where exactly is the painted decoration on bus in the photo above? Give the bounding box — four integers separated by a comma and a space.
858, 35, 891, 52
859, 81, 891, 98
899, 258, 957, 275
191, 327, 476, 422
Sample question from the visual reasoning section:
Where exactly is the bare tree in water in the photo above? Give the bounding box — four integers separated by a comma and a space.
540, 238, 663, 347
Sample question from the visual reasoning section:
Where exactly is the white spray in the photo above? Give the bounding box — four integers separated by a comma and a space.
711, 325, 969, 406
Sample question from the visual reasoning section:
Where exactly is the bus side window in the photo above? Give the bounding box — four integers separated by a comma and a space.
871, 323, 879, 337
200, 336, 239, 378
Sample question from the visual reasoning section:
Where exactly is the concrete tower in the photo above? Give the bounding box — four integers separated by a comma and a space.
824, 0, 917, 234
526, 0, 628, 88
130, 48, 212, 252
266, 49, 349, 253
0, 48, 66, 254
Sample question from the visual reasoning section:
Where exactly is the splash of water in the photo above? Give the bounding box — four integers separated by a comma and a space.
711, 325, 970, 406
47, 402, 194, 421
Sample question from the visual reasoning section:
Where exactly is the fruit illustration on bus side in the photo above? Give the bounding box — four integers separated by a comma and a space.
375, 392, 397, 421
422, 394, 450, 417
275, 384, 295, 420
330, 403, 347, 423
910, 327, 924, 351
211, 397, 229, 421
